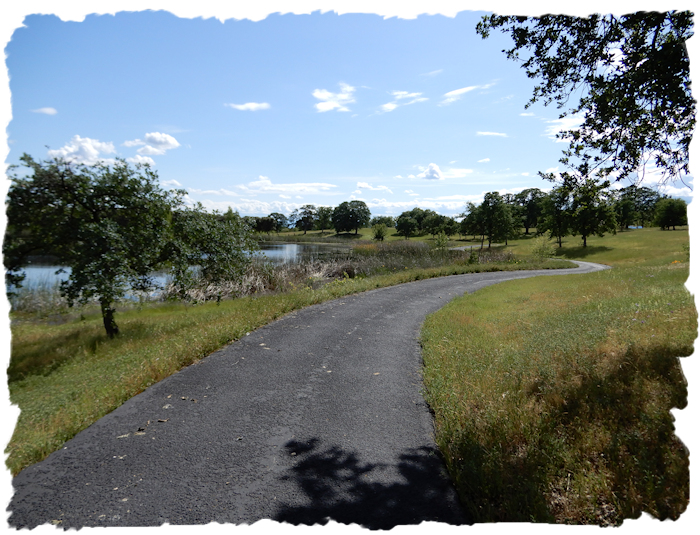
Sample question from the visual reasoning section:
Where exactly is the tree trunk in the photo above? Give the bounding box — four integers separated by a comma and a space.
101, 299, 119, 338
582, 235, 587, 247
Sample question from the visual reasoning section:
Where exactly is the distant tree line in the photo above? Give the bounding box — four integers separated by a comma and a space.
459, 184, 687, 249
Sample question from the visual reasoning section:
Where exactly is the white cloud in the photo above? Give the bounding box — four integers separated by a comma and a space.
31, 107, 57, 115
477, 132, 508, 137
544, 114, 584, 142
127, 155, 156, 166
439, 83, 495, 106
237, 176, 338, 195
225, 102, 271, 111
521, 172, 530, 176
405, 190, 420, 196
124, 132, 181, 156
47, 135, 116, 165
421, 69, 443, 77
520, 112, 535, 117
313, 83, 355, 112
478, 158, 490, 163
356, 181, 393, 194
416, 163, 443, 181
162, 179, 182, 187
378, 90, 428, 113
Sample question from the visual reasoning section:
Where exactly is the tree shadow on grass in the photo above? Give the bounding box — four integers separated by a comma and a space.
274, 438, 471, 529
554, 245, 613, 259
446, 343, 690, 525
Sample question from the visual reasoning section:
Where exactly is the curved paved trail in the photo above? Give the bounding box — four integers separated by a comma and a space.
8, 261, 609, 529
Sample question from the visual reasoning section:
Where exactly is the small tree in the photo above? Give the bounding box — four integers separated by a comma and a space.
570, 179, 617, 247
371, 224, 387, 241
539, 187, 572, 247
395, 216, 418, 240
316, 206, 333, 235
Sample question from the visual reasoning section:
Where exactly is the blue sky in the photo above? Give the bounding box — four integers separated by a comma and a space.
2, 1, 694, 220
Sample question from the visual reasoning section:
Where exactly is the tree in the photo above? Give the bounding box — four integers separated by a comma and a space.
569, 179, 618, 247
290, 204, 317, 234
332, 200, 371, 235
654, 197, 688, 230
370, 215, 395, 228
515, 188, 545, 235
612, 195, 637, 231
477, 12, 694, 187
166, 203, 258, 304
316, 206, 333, 235
395, 215, 417, 240
481, 192, 515, 248
254, 216, 275, 234
371, 223, 388, 241
2, 157, 226, 336
460, 202, 486, 242
539, 187, 572, 247
268, 212, 288, 234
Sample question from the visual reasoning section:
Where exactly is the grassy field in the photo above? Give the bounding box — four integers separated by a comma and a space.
5, 245, 565, 476
421, 227, 694, 525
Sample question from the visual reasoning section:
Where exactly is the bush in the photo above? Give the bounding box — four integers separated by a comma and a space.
530, 235, 556, 260
372, 224, 388, 241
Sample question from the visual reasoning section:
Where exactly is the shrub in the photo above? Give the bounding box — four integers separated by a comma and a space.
530, 235, 556, 260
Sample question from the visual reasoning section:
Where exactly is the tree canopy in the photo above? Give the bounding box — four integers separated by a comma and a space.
4, 155, 257, 337
477, 11, 695, 187
332, 200, 371, 234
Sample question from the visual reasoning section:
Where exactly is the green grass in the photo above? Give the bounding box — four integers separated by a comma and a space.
421, 227, 694, 524
6, 252, 566, 476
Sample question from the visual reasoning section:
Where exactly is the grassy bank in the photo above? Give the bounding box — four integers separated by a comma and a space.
421, 228, 694, 524
6, 245, 567, 476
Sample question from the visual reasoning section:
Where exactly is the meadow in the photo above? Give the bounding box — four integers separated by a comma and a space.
421, 227, 694, 524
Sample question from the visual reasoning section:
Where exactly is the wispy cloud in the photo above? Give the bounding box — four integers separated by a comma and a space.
439, 83, 495, 106
478, 158, 490, 163
356, 181, 393, 194
421, 69, 443, 77
313, 83, 356, 112
237, 176, 338, 195
477, 132, 508, 137
225, 102, 271, 111
47, 135, 115, 165
544, 114, 584, 142
31, 107, 57, 115
124, 132, 181, 155
378, 91, 428, 113
520, 112, 535, 117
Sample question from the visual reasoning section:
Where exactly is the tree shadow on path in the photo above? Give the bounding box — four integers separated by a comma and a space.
274, 438, 471, 530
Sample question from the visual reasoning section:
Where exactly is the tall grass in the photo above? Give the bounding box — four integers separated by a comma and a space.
421, 228, 694, 524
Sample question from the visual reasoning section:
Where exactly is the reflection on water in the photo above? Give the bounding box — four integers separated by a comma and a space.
259, 243, 350, 264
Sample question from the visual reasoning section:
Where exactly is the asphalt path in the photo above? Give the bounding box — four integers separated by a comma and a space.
8, 260, 610, 529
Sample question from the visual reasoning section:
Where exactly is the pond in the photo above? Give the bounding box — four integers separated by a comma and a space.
7, 243, 352, 290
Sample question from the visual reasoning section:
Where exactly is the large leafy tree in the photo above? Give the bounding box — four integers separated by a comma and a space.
4, 155, 256, 337
332, 200, 371, 235
477, 11, 695, 187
